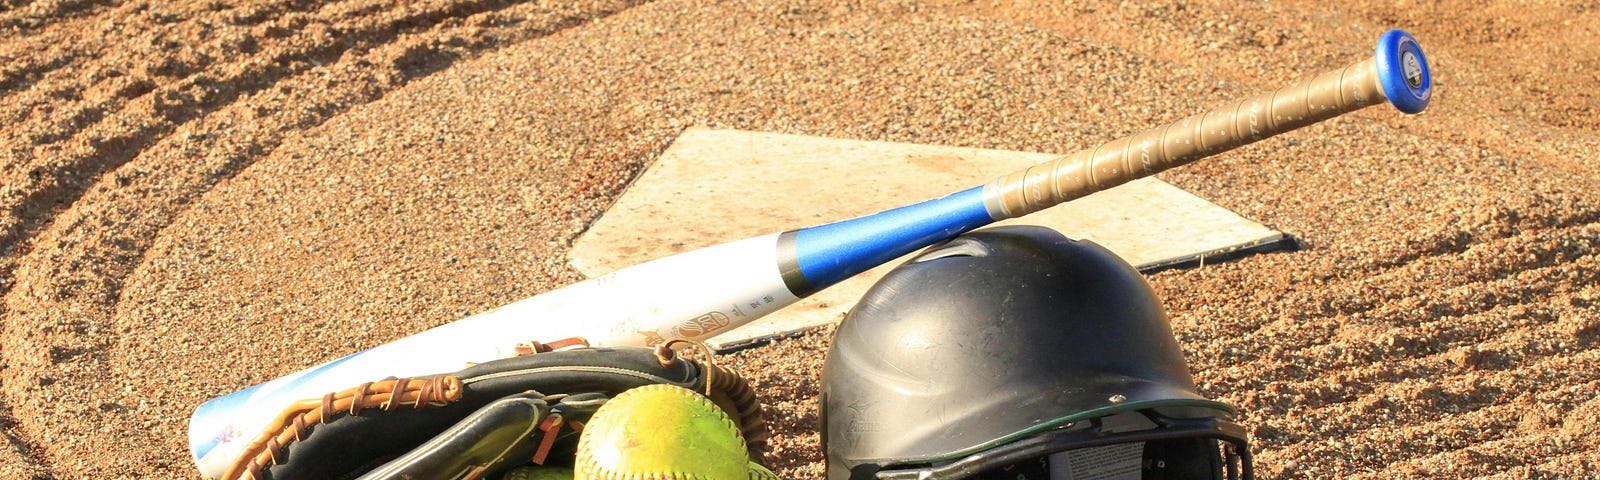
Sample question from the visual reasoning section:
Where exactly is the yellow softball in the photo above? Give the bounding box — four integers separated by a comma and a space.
575, 384, 751, 480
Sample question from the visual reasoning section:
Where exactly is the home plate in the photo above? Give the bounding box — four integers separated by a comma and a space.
568, 128, 1290, 351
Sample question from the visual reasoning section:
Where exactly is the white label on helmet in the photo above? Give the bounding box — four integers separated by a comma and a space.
1048, 442, 1143, 480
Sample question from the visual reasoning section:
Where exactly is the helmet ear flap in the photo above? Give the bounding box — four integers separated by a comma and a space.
1143, 437, 1226, 479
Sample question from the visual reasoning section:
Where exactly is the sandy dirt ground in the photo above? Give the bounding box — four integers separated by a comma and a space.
2, 0, 1598, 478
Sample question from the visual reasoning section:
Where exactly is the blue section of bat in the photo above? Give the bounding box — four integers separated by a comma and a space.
792, 186, 996, 289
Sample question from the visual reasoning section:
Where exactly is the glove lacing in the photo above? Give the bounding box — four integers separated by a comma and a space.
656, 338, 770, 463
222, 375, 465, 480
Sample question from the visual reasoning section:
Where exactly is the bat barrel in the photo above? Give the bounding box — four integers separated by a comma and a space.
983, 29, 1433, 219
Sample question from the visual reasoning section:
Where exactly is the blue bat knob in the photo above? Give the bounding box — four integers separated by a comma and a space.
1376, 29, 1432, 114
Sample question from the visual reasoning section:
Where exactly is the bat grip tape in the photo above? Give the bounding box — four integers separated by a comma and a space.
983, 29, 1431, 219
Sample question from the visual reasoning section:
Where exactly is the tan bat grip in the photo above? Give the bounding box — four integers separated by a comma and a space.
985, 56, 1387, 219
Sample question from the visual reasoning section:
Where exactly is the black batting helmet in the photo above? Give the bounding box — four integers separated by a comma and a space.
821, 226, 1251, 480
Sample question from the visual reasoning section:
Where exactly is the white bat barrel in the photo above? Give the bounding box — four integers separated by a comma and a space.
188, 234, 801, 477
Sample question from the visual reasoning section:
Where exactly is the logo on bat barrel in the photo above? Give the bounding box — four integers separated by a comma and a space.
668, 311, 732, 339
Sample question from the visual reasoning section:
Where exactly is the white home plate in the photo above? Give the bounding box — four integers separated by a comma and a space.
568, 128, 1288, 350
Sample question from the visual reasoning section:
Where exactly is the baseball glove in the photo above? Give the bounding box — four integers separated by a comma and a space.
222, 340, 768, 480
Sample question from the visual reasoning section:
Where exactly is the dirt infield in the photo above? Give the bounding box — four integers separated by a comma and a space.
2, 0, 1597, 478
